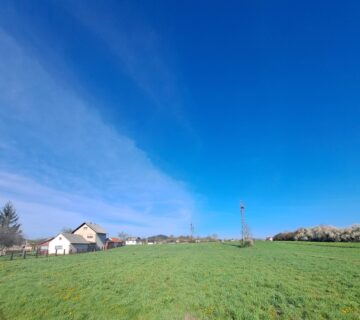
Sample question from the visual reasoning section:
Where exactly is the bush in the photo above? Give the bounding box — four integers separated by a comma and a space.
273, 225, 360, 242
243, 239, 254, 247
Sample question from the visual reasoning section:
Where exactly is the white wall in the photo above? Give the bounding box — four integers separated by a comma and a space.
125, 240, 137, 245
48, 234, 71, 254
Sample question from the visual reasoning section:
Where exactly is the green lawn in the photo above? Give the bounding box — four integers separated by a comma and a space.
0, 241, 359, 320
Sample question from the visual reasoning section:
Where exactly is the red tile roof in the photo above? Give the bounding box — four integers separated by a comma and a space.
108, 237, 123, 243
38, 237, 54, 246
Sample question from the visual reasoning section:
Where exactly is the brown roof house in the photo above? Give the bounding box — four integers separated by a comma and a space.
72, 222, 107, 250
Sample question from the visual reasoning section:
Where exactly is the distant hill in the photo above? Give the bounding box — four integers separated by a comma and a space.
147, 234, 169, 242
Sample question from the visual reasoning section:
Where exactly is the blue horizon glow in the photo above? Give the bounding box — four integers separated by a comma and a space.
0, 1, 359, 239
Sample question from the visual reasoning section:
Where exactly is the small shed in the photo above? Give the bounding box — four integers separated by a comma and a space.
105, 237, 124, 249
37, 238, 54, 254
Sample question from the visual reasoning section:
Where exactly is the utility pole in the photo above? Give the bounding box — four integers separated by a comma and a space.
240, 201, 252, 246
240, 201, 245, 246
190, 222, 194, 241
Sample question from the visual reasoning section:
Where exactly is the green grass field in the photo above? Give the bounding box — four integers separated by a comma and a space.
0, 241, 359, 320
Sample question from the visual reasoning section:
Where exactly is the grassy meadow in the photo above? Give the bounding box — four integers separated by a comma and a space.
0, 241, 359, 320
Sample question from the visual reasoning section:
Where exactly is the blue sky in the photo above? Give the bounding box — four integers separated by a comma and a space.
0, 1, 359, 238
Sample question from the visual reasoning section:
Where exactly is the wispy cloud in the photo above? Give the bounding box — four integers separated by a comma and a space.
0, 171, 191, 238
63, 1, 187, 120
0, 29, 194, 238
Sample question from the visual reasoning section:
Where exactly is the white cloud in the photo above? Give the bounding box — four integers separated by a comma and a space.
0, 29, 194, 238
0, 172, 191, 238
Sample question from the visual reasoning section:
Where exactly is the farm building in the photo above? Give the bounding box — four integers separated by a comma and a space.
32, 222, 111, 255
37, 237, 54, 254
125, 237, 138, 245
105, 237, 124, 249
48, 233, 89, 255
72, 222, 107, 250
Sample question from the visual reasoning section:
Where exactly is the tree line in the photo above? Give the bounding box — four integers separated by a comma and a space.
274, 225, 360, 242
117, 232, 221, 243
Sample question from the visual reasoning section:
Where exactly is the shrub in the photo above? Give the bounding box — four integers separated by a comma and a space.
243, 239, 254, 247
273, 225, 360, 242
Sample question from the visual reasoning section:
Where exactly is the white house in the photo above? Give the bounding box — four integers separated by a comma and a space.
125, 237, 138, 245
48, 233, 89, 255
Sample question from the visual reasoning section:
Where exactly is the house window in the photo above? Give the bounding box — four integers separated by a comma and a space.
55, 245, 63, 250
87, 235, 93, 239
84, 227, 88, 230
59, 237, 62, 240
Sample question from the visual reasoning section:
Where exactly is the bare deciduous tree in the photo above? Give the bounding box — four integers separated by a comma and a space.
61, 227, 73, 233
118, 231, 129, 240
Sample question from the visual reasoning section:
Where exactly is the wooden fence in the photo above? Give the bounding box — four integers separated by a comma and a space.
0, 247, 102, 261
0, 249, 42, 261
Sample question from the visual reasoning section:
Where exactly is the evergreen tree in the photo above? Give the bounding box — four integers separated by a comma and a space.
0, 202, 23, 249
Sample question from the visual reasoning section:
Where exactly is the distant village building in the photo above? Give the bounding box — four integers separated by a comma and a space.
105, 237, 124, 249
125, 237, 138, 245
266, 236, 273, 241
5, 240, 33, 252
